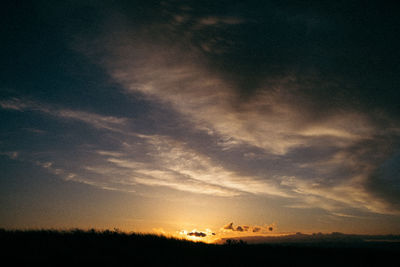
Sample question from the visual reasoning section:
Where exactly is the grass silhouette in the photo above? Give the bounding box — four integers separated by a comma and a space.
1, 228, 399, 266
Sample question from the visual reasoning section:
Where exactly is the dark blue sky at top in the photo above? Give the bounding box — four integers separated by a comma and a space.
1, 0, 400, 233
2, 0, 400, 120
1, 1, 140, 114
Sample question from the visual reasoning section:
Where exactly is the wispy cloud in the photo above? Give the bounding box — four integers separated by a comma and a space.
0, 98, 128, 133
0, 98, 30, 111
34, 160, 137, 193
56, 109, 128, 132
0, 151, 19, 160
196, 16, 244, 26
82, 12, 400, 216
102, 30, 378, 156
85, 134, 288, 197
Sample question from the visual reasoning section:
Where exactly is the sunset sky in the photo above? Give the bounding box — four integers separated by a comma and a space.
1, 0, 400, 242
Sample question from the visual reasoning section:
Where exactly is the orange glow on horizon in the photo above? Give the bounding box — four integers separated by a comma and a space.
149, 224, 297, 244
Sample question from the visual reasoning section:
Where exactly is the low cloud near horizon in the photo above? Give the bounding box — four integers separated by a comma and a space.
223, 222, 275, 233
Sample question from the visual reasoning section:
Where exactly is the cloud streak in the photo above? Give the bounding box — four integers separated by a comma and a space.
0, 98, 129, 133
86, 134, 288, 197
0, 99, 287, 198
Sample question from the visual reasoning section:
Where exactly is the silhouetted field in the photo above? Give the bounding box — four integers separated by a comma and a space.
1, 229, 399, 266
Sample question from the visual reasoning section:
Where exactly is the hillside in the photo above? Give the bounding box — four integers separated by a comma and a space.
1, 229, 399, 266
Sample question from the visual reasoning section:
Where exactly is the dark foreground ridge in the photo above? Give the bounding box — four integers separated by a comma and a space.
1, 229, 399, 267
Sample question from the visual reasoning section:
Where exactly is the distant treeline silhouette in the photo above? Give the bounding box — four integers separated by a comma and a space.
219, 231, 400, 246
1, 229, 399, 266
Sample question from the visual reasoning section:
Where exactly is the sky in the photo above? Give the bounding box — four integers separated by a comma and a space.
1, 0, 400, 242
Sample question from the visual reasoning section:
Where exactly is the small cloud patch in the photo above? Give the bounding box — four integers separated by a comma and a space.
223, 222, 276, 233
187, 231, 207, 237
223, 222, 235, 230
236, 226, 244, 232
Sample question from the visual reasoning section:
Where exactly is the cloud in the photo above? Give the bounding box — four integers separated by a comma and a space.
197, 16, 244, 26
0, 98, 29, 111
1, 100, 288, 198
223, 222, 272, 234
0, 98, 129, 133
95, 134, 288, 197
179, 228, 215, 239
0, 151, 19, 160
87, 12, 400, 215
32, 160, 136, 193
56, 109, 128, 132
8, 128, 284, 198
223, 223, 234, 230
235, 226, 244, 232
187, 231, 207, 237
